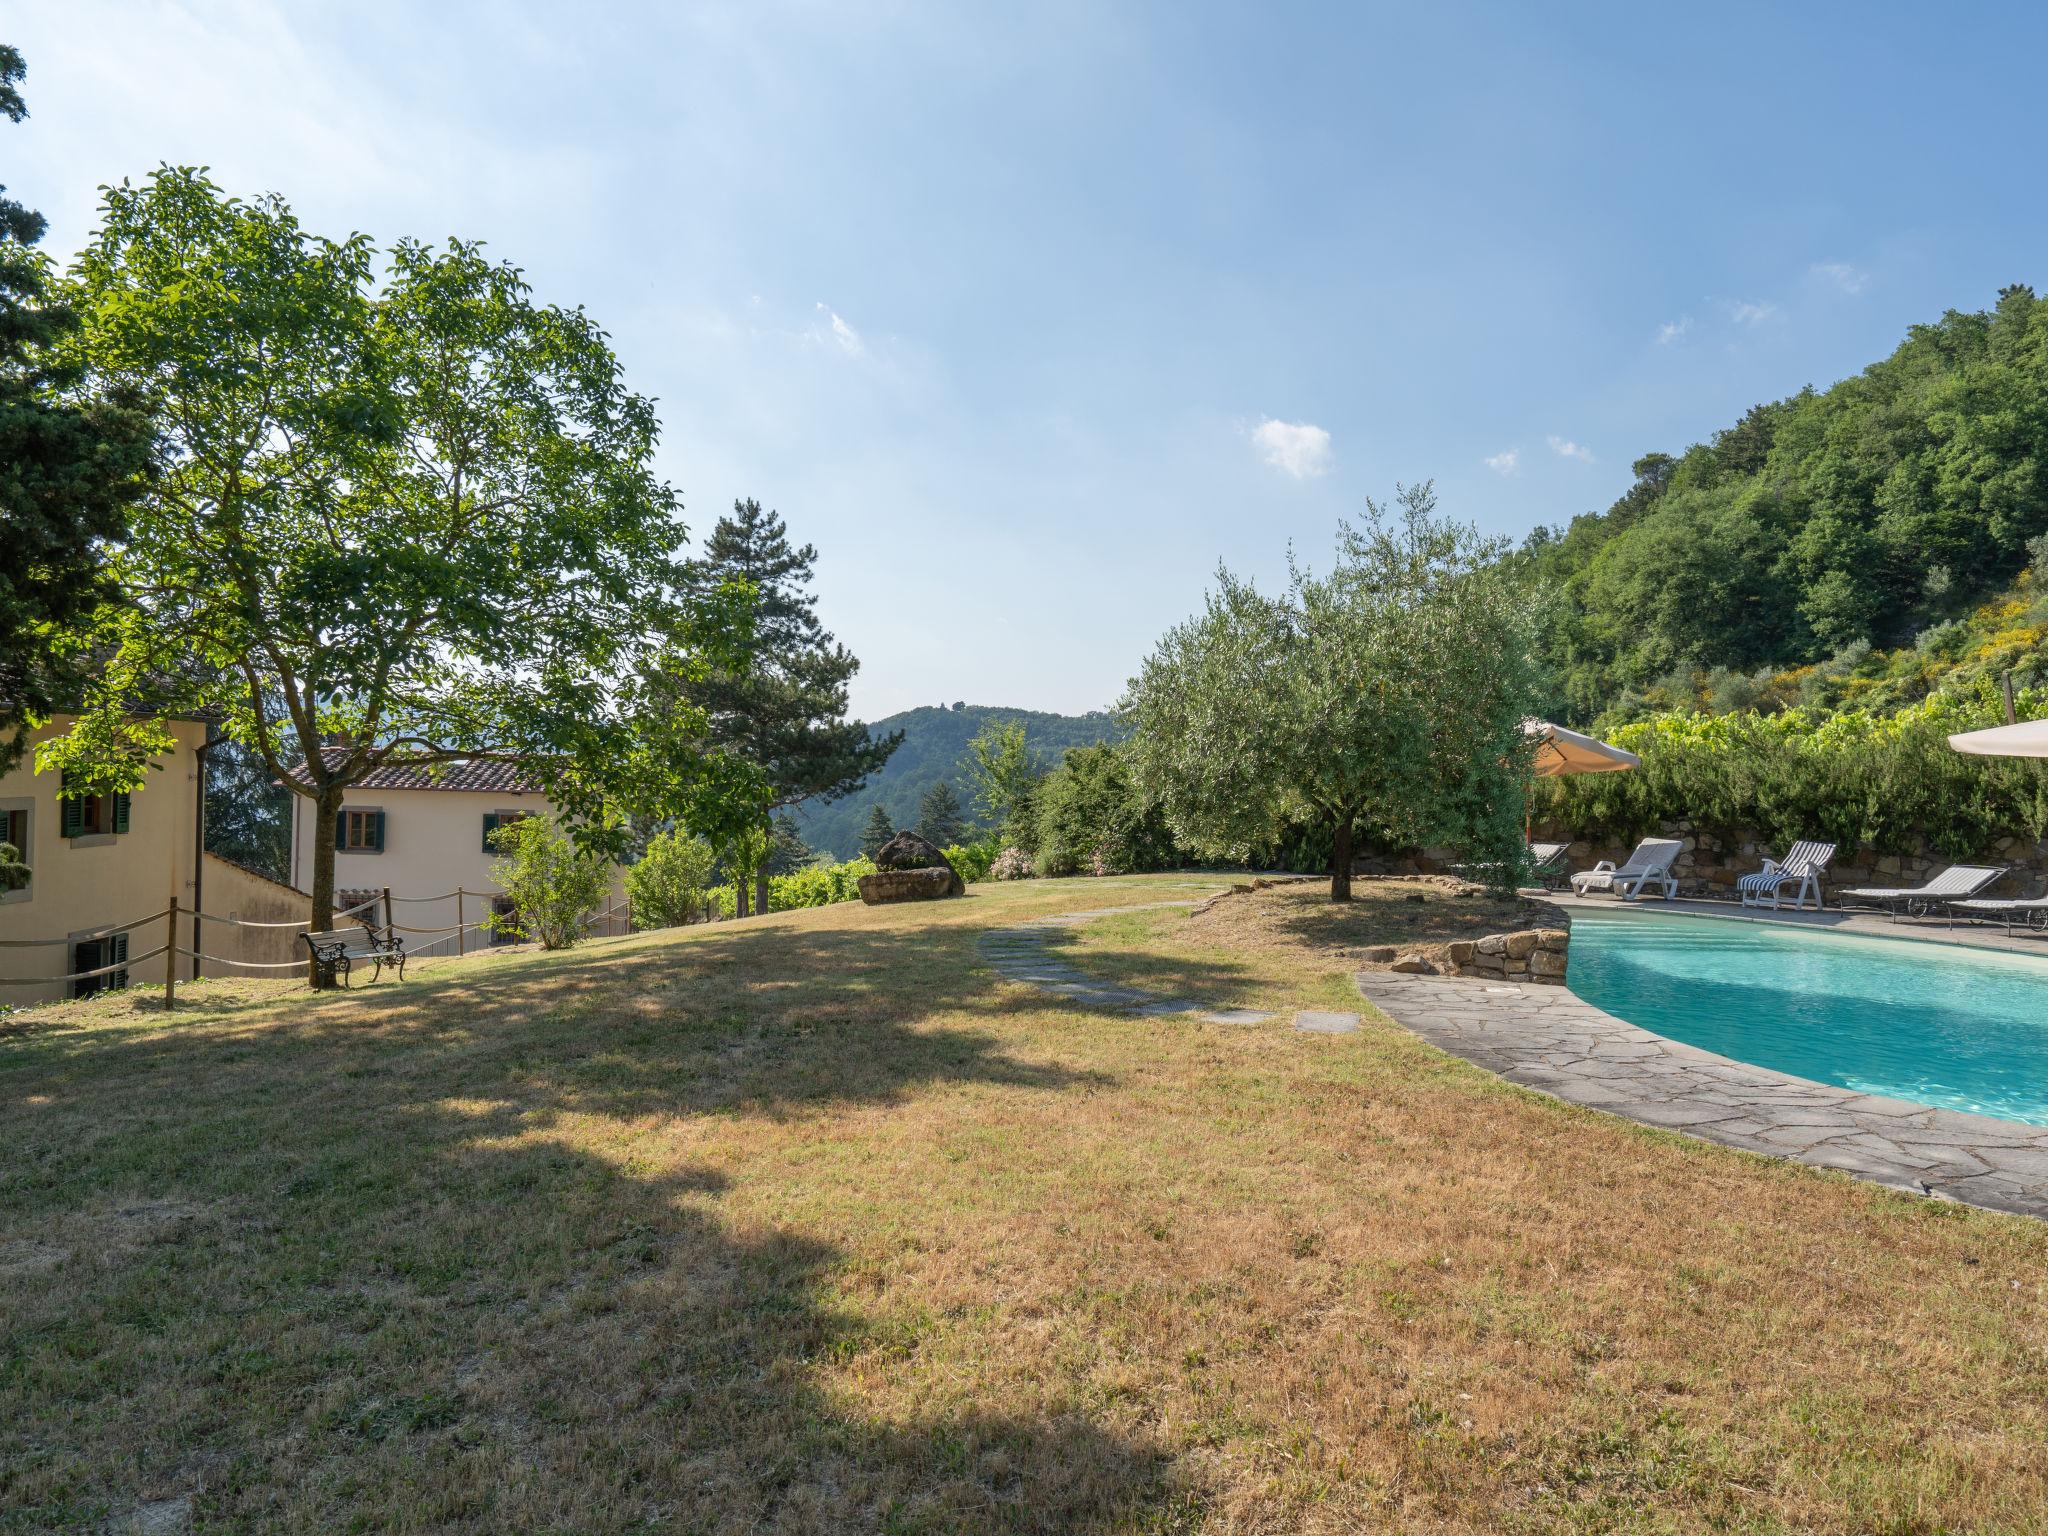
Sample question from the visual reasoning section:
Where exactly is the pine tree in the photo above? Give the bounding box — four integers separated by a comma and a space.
859, 803, 895, 860
916, 781, 966, 846
0, 46, 155, 770
668, 499, 901, 908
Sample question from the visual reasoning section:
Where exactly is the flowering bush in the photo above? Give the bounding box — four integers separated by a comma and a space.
991, 846, 1033, 881
942, 837, 1001, 884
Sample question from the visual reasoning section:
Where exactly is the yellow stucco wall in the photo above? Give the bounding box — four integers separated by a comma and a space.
197, 851, 308, 977
0, 717, 205, 1007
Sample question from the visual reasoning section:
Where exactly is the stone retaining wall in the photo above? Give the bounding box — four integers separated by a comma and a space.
1356, 823, 2047, 902
1531, 820, 2044, 901
1444, 926, 1570, 985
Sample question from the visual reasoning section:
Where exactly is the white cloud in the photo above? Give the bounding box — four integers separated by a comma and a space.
1483, 449, 1519, 475
1546, 435, 1593, 464
815, 302, 864, 356
1727, 299, 1777, 326
1655, 316, 1692, 345
1251, 418, 1333, 479
1812, 261, 1870, 295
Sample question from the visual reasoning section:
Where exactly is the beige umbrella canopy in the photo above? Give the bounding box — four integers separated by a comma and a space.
1948, 719, 2048, 757
1521, 719, 1638, 845
1524, 719, 1641, 777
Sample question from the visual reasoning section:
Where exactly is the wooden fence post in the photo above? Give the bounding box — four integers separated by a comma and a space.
457, 888, 467, 956
382, 886, 394, 934
164, 896, 179, 1013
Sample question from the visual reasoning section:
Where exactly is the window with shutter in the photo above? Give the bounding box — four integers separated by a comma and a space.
61, 796, 85, 838
338, 808, 385, 852
71, 932, 129, 997
481, 813, 499, 851
111, 792, 131, 834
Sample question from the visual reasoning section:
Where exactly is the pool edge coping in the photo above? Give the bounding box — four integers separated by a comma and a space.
1353, 968, 2048, 1222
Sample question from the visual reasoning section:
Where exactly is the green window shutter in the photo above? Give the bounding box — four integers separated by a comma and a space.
61, 796, 84, 838
369, 811, 385, 852
110, 930, 128, 987
482, 813, 498, 851
335, 811, 348, 850
111, 792, 131, 834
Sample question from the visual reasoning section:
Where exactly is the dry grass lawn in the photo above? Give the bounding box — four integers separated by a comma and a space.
1180, 877, 1563, 973
3, 873, 2046, 1533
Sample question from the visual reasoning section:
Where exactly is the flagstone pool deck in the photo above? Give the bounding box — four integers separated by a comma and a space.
985, 890, 2048, 1220
1358, 897, 2048, 1219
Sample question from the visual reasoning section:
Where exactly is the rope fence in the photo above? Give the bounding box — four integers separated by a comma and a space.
1, 885, 631, 1001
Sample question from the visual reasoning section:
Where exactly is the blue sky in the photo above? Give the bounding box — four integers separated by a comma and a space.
12, 2, 2048, 719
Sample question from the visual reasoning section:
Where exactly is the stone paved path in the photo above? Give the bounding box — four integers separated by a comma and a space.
1355, 970, 2048, 1219
980, 904, 1357, 1034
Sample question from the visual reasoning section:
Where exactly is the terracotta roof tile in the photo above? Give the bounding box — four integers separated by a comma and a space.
287, 748, 541, 794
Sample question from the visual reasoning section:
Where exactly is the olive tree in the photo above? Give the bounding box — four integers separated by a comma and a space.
1121, 483, 1540, 899
42, 169, 759, 970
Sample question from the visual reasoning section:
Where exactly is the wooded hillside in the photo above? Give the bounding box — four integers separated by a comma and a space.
792, 703, 1122, 858
1524, 285, 2048, 725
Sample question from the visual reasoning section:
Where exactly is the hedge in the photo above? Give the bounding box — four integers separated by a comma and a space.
1536, 685, 2048, 858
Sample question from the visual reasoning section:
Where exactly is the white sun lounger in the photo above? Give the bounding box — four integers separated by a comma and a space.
1736, 839, 1836, 911
1947, 895, 2048, 935
1839, 864, 2005, 921
1570, 838, 1683, 901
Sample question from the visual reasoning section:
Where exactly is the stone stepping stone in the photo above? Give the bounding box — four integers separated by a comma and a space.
1294, 1010, 1360, 1034
1200, 1007, 1275, 1026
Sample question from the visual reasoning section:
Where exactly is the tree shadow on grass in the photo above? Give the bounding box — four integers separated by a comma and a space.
0, 918, 1206, 1531
1024, 927, 1279, 1011
1240, 888, 1563, 954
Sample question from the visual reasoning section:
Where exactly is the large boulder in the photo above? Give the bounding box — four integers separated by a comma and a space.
858, 867, 961, 905
866, 830, 965, 899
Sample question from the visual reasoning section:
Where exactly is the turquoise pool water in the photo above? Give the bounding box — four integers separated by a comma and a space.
1565, 911, 2048, 1125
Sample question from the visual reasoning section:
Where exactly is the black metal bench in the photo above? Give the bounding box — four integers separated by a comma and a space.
298, 925, 407, 987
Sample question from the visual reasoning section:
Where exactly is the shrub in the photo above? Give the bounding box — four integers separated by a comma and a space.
943, 836, 1000, 884
626, 827, 717, 929
705, 856, 881, 918
1029, 743, 1180, 877
991, 846, 1033, 880
486, 817, 615, 949
768, 857, 876, 909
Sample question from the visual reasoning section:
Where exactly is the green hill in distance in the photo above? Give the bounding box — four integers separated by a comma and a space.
793, 703, 1123, 860
794, 704, 1122, 860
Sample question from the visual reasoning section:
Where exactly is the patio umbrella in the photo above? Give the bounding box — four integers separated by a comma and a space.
1521, 719, 1639, 843
1948, 719, 2048, 757
1524, 719, 1640, 777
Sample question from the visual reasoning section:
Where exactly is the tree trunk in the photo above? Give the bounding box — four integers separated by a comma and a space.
309, 785, 342, 985
1330, 819, 1355, 902
734, 878, 750, 919
755, 868, 771, 918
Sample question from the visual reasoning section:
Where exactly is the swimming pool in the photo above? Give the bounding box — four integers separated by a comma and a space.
1565, 911, 2048, 1126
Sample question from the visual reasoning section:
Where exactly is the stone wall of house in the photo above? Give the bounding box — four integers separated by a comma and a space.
1531, 821, 2045, 901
